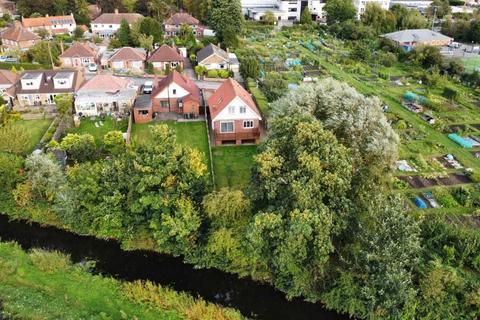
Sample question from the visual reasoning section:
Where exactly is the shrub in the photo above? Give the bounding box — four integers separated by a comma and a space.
451, 186, 472, 206
207, 70, 219, 78
194, 65, 207, 76
0, 153, 23, 191
218, 69, 230, 78
433, 187, 459, 208
378, 51, 397, 67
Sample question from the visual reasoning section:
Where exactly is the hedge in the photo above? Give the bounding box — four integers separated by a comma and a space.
0, 62, 51, 71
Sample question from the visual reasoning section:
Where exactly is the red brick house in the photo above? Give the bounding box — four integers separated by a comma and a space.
151, 70, 201, 118
147, 44, 184, 72
208, 78, 262, 145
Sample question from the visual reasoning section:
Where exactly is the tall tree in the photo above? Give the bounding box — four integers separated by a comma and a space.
300, 7, 313, 25
209, 0, 244, 46
361, 3, 396, 34
147, 0, 175, 21
324, 0, 356, 24
116, 19, 133, 46
427, 0, 451, 19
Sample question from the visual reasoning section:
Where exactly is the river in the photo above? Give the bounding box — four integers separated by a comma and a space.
0, 214, 351, 320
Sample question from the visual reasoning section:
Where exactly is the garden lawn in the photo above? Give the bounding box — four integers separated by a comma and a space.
0, 242, 244, 320
70, 117, 127, 145
131, 120, 211, 167
13, 119, 52, 153
462, 57, 480, 73
212, 146, 257, 190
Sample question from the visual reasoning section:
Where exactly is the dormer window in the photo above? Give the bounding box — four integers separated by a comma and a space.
240, 106, 246, 114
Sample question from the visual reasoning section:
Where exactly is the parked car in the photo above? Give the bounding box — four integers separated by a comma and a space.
0, 56, 7, 62
143, 81, 153, 94
4, 56, 17, 63
88, 63, 98, 72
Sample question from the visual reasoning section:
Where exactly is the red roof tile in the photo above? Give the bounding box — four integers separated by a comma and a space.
165, 12, 199, 26
152, 70, 200, 103
22, 15, 75, 28
60, 42, 96, 58
93, 12, 143, 25
208, 78, 260, 120
109, 47, 145, 62
147, 45, 183, 63
1, 24, 40, 42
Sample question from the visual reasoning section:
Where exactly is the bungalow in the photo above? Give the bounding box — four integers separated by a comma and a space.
164, 12, 204, 39
59, 42, 98, 69
107, 47, 146, 73
151, 70, 201, 118
197, 44, 240, 72
0, 69, 18, 106
74, 74, 137, 116
0, 24, 40, 51
208, 78, 262, 145
14, 70, 84, 109
21, 14, 77, 35
381, 29, 453, 51
147, 44, 184, 72
92, 9, 143, 38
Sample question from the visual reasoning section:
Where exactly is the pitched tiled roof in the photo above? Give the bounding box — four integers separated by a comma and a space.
152, 70, 200, 103
22, 15, 75, 28
93, 12, 143, 25
0, 69, 17, 85
60, 42, 96, 58
78, 74, 132, 92
197, 44, 228, 64
208, 78, 260, 120
109, 47, 146, 62
148, 45, 183, 63
165, 12, 199, 26
1, 24, 40, 42
14, 70, 83, 94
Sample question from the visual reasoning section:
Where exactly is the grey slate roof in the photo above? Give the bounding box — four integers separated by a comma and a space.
381, 29, 453, 44
197, 44, 229, 64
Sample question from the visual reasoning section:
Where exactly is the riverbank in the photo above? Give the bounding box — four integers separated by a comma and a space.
0, 241, 245, 320
0, 209, 348, 320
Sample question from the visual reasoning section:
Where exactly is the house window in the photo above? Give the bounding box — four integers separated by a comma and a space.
139, 110, 149, 115
228, 106, 235, 114
220, 64, 225, 69
239, 106, 246, 114
243, 120, 254, 129
220, 121, 234, 133
172, 89, 177, 95
160, 101, 169, 108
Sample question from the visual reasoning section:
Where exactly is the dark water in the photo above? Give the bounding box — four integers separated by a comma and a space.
0, 214, 351, 320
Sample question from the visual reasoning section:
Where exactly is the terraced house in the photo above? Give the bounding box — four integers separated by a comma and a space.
14, 70, 83, 109
21, 13, 76, 35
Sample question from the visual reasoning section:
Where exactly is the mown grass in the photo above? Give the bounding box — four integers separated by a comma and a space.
70, 117, 128, 145
212, 146, 257, 190
0, 241, 245, 320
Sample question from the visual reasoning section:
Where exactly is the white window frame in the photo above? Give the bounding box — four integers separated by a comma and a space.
243, 120, 254, 129
228, 106, 235, 114
220, 121, 234, 133
239, 106, 246, 114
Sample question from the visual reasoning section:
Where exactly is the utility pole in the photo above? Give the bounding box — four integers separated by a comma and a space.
47, 39, 54, 69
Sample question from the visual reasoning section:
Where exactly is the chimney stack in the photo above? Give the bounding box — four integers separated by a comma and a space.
114, 8, 119, 14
